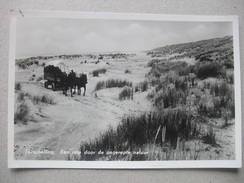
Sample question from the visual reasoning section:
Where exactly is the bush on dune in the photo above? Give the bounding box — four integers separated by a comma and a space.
92, 68, 107, 77
14, 101, 29, 124
15, 82, 22, 91
202, 126, 219, 147
125, 69, 131, 74
119, 87, 133, 100
149, 61, 188, 78
95, 79, 132, 91
196, 61, 222, 79
135, 80, 149, 92
32, 94, 55, 105
75, 108, 199, 161
209, 81, 232, 98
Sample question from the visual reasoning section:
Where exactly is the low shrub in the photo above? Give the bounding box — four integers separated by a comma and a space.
15, 83, 22, 91
92, 70, 99, 77
196, 62, 221, 79
125, 69, 131, 74
92, 68, 107, 77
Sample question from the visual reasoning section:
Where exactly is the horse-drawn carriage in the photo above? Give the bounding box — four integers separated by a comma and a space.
44, 60, 68, 91
44, 60, 87, 96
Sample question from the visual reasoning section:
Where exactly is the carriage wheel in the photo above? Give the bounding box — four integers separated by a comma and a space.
51, 83, 56, 91
44, 81, 48, 89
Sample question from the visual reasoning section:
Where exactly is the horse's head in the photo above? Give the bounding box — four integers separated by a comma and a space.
80, 74, 88, 84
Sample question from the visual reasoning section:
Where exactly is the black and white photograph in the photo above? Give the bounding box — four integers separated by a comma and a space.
8, 11, 241, 168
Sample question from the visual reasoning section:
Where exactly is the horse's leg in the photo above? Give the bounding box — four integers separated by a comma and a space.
78, 86, 81, 95
83, 85, 86, 96
70, 87, 73, 97
72, 85, 76, 94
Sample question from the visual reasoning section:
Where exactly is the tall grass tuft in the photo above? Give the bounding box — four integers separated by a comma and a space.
95, 79, 132, 91
32, 94, 55, 105
75, 108, 196, 160
92, 68, 107, 77
14, 102, 30, 124
210, 81, 231, 97
119, 87, 133, 100
196, 62, 221, 79
135, 80, 148, 92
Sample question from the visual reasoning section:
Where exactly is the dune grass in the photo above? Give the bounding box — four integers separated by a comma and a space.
95, 79, 132, 91
92, 68, 107, 77
119, 87, 133, 100
31, 94, 56, 105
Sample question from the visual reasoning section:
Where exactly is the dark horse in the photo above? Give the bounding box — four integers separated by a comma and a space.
62, 73, 87, 97
75, 74, 87, 96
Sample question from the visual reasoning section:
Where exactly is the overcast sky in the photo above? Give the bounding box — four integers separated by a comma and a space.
15, 18, 233, 58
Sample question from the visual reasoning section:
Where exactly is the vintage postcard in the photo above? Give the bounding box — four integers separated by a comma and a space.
8, 11, 241, 168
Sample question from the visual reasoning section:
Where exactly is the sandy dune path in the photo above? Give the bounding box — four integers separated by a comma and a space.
14, 55, 152, 160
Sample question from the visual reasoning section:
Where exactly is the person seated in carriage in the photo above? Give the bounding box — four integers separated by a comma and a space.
70, 69, 76, 78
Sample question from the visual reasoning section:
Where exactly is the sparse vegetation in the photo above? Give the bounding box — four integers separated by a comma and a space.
73, 108, 205, 161
135, 80, 148, 92
125, 69, 131, 74
14, 101, 30, 124
36, 76, 43, 82
92, 68, 107, 77
15, 82, 22, 91
73, 36, 235, 161
209, 81, 232, 97
196, 61, 222, 79
119, 87, 133, 100
95, 79, 132, 91
15, 36, 235, 161
32, 94, 55, 105
17, 92, 25, 101
202, 126, 218, 147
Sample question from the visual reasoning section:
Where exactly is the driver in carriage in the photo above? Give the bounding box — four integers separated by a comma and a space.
70, 69, 76, 77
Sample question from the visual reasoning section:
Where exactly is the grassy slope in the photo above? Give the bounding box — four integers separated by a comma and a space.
71, 36, 235, 161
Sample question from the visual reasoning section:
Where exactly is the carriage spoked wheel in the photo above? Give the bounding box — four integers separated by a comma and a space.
44, 81, 48, 89
51, 83, 56, 91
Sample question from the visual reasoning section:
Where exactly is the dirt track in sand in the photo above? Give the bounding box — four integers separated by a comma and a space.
14, 54, 152, 160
